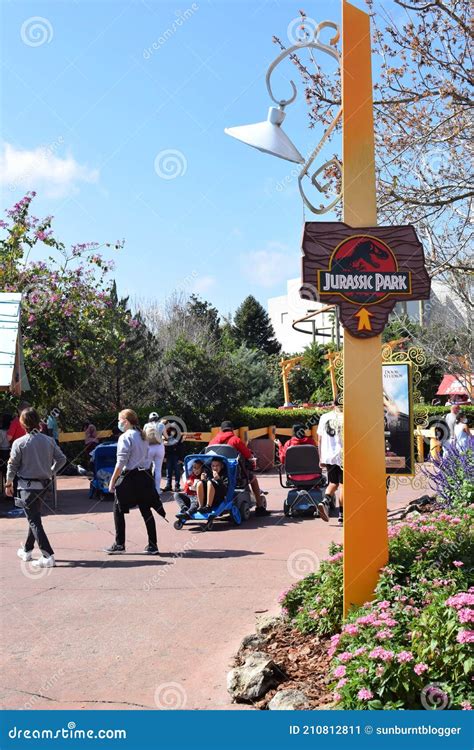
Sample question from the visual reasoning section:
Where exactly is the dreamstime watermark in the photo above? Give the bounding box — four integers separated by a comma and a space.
20, 558, 53, 581
154, 149, 187, 179
154, 681, 187, 709
23, 670, 65, 709
8, 722, 126, 740
20, 16, 54, 47
419, 147, 448, 178
287, 548, 320, 579
160, 415, 188, 441
287, 15, 318, 45
420, 682, 451, 710
143, 4, 199, 59
143, 533, 199, 591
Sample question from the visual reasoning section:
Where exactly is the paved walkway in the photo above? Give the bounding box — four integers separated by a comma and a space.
0, 468, 432, 710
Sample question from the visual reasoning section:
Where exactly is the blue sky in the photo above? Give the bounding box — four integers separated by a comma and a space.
1, 0, 371, 316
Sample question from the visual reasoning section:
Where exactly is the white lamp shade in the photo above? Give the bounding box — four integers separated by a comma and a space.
225, 107, 304, 165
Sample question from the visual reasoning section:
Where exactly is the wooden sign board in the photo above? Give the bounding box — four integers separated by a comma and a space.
301, 222, 431, 338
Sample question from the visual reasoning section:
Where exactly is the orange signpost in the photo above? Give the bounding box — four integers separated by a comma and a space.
341, 1, 388, 615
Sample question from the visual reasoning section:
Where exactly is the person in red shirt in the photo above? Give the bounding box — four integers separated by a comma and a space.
208, 421, 269, 516
7, 403, 30, 445
275, 424, 321, 482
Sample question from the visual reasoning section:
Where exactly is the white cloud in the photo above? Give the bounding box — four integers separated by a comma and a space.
191, 275, 217, 294
0, 142, 99, 198
240, 242, 300, 288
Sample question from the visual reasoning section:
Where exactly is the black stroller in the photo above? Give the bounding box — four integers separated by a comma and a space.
279, 444, 326, 518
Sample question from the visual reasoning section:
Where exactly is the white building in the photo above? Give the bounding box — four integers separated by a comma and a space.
268, 278, 341, 354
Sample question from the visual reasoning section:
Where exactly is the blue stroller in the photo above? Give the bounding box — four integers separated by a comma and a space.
173, 445, 252, 532
89, 444, 117, 501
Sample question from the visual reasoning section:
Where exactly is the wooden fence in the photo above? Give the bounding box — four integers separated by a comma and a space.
59, 425, 442, 462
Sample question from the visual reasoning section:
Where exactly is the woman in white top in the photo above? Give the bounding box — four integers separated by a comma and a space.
454, 413, 471, 451
105, 409, 165, 555
143, 412, 166, 493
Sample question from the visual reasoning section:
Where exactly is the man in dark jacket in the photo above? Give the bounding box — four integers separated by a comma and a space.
208, 421, 269, 516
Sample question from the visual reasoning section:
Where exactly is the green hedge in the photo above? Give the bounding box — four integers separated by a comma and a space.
66, 404, 473, 433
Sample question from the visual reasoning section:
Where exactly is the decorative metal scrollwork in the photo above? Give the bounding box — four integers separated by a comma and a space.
265, 21, 342, 215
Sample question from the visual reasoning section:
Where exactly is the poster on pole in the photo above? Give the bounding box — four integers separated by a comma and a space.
383, 362, 414, 475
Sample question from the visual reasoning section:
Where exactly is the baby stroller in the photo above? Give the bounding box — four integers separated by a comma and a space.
279, 444, 326, 518
173, 446, 253, 532
89, 444, 117, 501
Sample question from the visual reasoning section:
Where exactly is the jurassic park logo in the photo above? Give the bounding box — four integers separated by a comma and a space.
317, 236, 412, 304
301, 223, 430, 339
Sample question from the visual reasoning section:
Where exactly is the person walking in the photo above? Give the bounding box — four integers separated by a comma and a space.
317, 396, 344, 524
208, 421, 269, 516
5, 407, 66, 568
143, 412, 166, 494
454, 412, 472, 451
105, 409, 165, 555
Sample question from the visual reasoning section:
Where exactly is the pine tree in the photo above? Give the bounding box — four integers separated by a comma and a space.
232, 295, 281, 355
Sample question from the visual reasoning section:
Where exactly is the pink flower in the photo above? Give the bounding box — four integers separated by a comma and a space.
333, 692, 342, 702
397, 651, 414, 663
357, 667, 368, 674
378, 600, 391, 610
376, 630, 392, 640
320, 607, 328, 616
458, 608, 474, 624
337, 651, 354, 663
375, 665, 385, 677
327, 552, 343, 563
414, 663, 429, 675
333, 665, 346, 678
357, 614, 376, 625
453, 561, 464, 568
354, 647, 366, 656
343, 624, 359, 635
461, 701, 472, 710
357, 688, 373, 701
337, 678, 347, 688
457, 629, 474, 644
369, 647, 394, 662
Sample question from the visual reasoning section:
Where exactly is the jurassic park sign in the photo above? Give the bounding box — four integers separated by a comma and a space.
301, 222, 431, 338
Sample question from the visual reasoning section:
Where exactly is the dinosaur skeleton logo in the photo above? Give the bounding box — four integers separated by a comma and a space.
318, 235, 412, 304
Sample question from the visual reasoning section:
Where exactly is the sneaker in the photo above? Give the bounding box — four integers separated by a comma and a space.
144, 544, 159, 555
104, 543, 125, 554
163, 485, 172, 492
317, 500, 330, 522
337, 512, 344, 526
77, 465, 88, 476
17, 547, 33, 562
32, 555, 55, 568
255, 505, 270, 517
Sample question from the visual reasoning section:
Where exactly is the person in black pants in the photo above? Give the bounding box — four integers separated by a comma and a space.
163, 423, 184, 492
5, 407, 66, 568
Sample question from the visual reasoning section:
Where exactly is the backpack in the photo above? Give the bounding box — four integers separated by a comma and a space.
144, 422, 161, 445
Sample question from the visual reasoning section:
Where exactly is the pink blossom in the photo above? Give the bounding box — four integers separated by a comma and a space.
376, 630, 392, 640
375, 665, 385, 677
446, 593, 474, 609
333, 692, 342, 702
414, 663, 429, 675
320, 607, 328, 616
343, 624, 359, 635
357, 614, 377, 625
337, 678, 347, 688
333, 665, 346, 678
378, 600, 391, 610
453, 561, 464, 568
397, 651, 413, 663
354, 646, 367, 656
327, 552, 343, 563
461, 702, 472, 710
357, 688, 373, 701
337, 651, 354, 663
356, 667, 367, 674
457, 630, 474, 644
369, 647, 394, 662
458, 608, 474, 624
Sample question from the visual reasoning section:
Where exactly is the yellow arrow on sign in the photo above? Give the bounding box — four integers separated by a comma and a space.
355, 307, 374, 331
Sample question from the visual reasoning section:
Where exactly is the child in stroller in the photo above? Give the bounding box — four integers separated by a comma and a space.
199, 457, 229, 512
175, 459, 210, 517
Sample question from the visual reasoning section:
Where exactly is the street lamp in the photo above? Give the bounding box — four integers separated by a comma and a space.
225, 20, 343, 215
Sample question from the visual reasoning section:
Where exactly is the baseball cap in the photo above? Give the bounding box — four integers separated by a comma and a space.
148, 412, 159, 420
221, 420, 234, 431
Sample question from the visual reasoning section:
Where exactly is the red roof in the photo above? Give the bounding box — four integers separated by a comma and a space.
437, 374, 472, 396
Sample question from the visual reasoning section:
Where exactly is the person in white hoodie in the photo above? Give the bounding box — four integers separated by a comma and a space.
143, 412, 166, 493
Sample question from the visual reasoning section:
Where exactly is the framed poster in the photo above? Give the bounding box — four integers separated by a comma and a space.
383, 362, 414, 475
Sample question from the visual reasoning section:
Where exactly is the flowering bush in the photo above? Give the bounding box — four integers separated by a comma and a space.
427, 445, 474, 509
280, 507, 473, 709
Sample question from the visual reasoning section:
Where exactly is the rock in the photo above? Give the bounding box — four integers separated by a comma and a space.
255, 614, 282, 635
227, 652, 282, 702
238, 633, 268, 652
268, 689, 310, 711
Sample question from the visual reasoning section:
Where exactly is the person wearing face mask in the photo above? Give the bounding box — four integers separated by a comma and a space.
104, 409, 165, 555
453, 412, 472, 451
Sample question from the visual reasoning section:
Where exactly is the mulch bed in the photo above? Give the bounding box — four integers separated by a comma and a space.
235, 621, 335, 710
